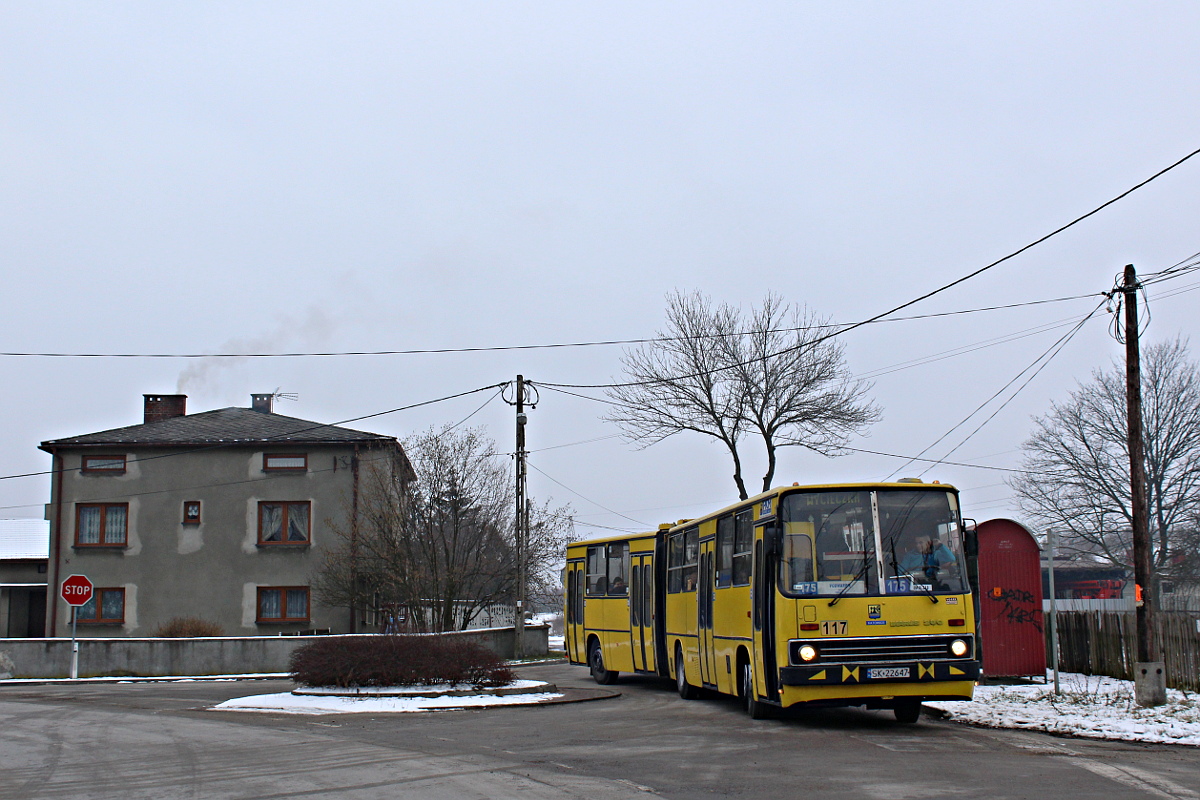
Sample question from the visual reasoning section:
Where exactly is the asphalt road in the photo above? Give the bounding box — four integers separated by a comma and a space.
2, 662, 1198, 799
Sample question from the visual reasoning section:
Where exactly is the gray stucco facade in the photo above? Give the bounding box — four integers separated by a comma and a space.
40, 394, 411, 638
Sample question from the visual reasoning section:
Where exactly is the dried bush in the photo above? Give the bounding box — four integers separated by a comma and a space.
153, 617, 224, 637
289, 635, 514, 689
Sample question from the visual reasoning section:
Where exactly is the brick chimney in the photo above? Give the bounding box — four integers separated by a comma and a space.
251, 393, 274, 413
144, 394, 187, 424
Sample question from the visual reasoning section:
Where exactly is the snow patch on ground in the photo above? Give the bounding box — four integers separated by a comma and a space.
927, 671, 1200, 746
214, 691, 563, 714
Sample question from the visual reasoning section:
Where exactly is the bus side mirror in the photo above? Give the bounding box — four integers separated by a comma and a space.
761, 524, 781, 556
962, 519, 978, 558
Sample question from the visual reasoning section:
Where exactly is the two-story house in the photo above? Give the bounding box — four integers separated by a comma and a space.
40, 393, 412, 637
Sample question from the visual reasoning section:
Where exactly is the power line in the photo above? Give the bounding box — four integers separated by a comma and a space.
538, 147, 1200, 391
0, 293, 1100, 360
882, 301, 1105, 480
526, 461, 651, 528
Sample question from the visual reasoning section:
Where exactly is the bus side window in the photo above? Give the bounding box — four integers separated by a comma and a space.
733, 510, 753, 586
586, 546, 606, 595
716, 515, 734, 588
667, 533, 684, 593
608, 542, 629, 595
683, 528, 699, 592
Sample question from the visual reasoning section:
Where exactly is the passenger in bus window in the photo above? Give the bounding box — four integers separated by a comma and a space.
610, 576, 627, 595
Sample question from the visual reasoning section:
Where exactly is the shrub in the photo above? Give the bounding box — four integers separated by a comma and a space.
153, 617, 224, 637
289, 635, 514, 689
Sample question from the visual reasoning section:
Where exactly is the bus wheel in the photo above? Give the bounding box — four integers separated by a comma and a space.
893, 699, 922, 724
740, 661, 770, 720
675, 645, 699, 700
589, 639, 617, 685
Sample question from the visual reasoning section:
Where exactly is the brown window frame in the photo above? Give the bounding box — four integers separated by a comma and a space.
263, 453, 308, 472
183, 500, 201, 524
75, 587, 125, 624
257, 501, 312, 545
256, 586, 310, 623
81, 454, 126, 474
75, 503, 129, 547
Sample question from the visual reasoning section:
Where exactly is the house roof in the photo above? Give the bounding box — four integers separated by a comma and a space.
40, 407, 400, 450
0, 519, 50, 560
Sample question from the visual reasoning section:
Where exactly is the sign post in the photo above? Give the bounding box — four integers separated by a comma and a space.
60, 575, 93, 680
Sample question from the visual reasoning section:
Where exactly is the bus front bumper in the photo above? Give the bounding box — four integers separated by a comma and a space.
780, 659, 981, 686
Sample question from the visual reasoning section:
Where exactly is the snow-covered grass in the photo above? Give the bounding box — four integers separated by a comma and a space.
927, 671, 1200, 746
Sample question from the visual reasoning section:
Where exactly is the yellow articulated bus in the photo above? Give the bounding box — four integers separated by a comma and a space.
564, 480, 980, 722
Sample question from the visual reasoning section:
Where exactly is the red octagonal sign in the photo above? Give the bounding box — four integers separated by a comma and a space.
60, 574, 94, 607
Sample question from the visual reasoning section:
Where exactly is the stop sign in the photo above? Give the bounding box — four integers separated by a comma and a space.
60, 574, 94, 606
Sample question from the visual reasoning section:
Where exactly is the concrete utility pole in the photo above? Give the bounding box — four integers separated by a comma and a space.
1123, 264, 1166, 706
513, 375, 529, 658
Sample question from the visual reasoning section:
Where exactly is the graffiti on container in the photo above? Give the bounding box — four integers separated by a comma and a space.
989, 586, 1042, 632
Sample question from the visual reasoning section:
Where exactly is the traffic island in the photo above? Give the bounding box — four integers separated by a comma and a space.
212, 679, 620, 714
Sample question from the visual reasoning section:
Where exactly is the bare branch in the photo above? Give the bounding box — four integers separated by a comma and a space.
1010, 337, 1200, 591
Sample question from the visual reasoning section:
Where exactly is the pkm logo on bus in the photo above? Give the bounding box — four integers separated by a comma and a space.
867, 604, 882, 619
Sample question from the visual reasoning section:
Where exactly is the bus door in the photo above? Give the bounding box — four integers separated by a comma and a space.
566, 560, 587, 664
630, 553, 656, 672
699, 541, 716, 686
751, 529, 780, 703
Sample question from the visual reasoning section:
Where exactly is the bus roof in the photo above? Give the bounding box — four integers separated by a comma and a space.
569, 479, 959, 547
665, 480, 960, 534
567, 530, 658, 549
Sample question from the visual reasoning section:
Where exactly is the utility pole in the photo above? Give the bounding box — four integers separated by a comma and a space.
1046, 528, 1060, 695
1123, 264, 1166, 706
514, 375, 529, 658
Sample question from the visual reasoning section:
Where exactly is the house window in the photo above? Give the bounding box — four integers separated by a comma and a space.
82, 455, 126, 474
258, 501, 311, 544
257, 587, 309, 622
76, 504, 128, 546
183, 501, 201, 524
264, 453, 307, 472
76, 588, 125, 623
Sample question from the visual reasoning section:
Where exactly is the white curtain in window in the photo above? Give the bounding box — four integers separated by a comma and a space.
78, 507, 101, 544
106, 506, 127, 544
286, 588, 308, 619
287, 503, 309, 542
260, 504, 282, 542
259, 589, 281, 619
100, 589, 123, 620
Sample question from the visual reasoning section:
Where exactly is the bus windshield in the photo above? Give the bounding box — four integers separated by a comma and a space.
878, 490, 966, 595
778, 488, 966, 597
779, 490, 876, 597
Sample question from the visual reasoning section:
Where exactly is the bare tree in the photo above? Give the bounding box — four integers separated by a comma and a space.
1011, 338, 1200, 592
606, 291, 880, 499
314, 425, 574, 631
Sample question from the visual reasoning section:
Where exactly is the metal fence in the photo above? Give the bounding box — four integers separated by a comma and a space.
1048, 611, 1200, 692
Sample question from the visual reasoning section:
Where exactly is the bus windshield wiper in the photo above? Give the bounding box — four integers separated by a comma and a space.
828, 558, 871, 607
898, 568, 940, 604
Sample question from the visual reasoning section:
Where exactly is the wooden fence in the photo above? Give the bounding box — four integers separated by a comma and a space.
1048, 611, 1200, 692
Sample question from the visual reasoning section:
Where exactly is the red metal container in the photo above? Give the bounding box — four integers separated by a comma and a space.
976, 519, 1046, 678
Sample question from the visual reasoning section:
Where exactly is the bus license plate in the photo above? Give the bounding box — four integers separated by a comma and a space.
868, 667, 911, 680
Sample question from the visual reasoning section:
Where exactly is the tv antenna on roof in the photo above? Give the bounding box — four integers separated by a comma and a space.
273, 389, 299, 403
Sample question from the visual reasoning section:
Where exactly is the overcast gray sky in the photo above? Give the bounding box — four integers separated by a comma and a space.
3, 2, 1199, 537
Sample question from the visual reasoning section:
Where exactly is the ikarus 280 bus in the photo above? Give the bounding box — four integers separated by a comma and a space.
564, 480, 979, 722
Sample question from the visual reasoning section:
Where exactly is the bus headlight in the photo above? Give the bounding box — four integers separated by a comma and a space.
798, 645, 818, 662
950, 639, 969, 657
